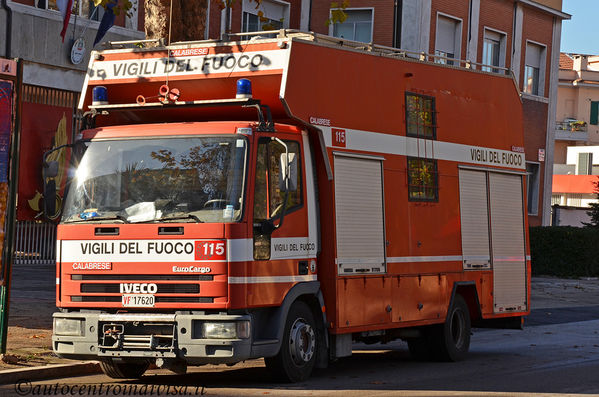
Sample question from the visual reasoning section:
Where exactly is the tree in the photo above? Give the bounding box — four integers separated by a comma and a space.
93, 0, 349, 42
143, 0, 207, 42
92, 0, 207, 42
584, 177, 599, 227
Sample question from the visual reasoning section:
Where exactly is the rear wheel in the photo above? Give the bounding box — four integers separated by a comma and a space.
265, 301, 317, 382
434, 294, 471, 361
99, 359, 149, 379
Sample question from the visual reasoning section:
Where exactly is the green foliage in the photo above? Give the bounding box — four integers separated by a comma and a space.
326, 0, 349, 26
530, 226, 599, 278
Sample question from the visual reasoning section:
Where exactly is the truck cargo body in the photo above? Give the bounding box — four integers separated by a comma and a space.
52, 32, 530, 381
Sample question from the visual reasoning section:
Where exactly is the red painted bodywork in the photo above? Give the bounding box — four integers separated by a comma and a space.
60, 36, 531, 336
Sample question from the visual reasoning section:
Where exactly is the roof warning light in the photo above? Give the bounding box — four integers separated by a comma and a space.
236, 79, 252, 99
92, 86, 108, 106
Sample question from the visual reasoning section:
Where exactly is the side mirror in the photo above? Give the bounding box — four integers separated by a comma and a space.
260, 219, 276, 235
43, 179, 57, 217
43, 161, 59, 179
279, 152, 297, 192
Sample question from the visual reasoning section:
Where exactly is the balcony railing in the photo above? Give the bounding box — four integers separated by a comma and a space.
556, 121, 588, 132
555, 120, 589, 142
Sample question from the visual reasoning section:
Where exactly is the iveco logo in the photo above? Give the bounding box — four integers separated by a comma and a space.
119, 283, 158, 294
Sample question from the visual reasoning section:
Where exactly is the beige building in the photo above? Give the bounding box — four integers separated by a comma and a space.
555, 53, 599, 165
552, 53, 599, 225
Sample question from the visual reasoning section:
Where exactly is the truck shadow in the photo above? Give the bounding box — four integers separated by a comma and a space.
122, 347, 518, 392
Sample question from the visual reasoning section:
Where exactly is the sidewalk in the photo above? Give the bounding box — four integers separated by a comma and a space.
1, 263, 72, 370
2, 270, 599, 371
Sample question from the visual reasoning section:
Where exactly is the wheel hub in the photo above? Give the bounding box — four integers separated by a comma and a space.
289, 317, 315, 366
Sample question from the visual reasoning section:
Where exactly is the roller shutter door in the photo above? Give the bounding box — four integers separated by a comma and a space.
334, 155, 386, 274
489, 172, 527, 313
458, 169, 491, 270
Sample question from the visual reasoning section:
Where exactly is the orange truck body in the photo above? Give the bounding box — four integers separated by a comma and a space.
52, 32, 530, 380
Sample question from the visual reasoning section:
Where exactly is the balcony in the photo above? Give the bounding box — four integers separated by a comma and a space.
555, 120, 589, 142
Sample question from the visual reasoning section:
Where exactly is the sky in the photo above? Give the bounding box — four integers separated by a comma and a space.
561, 0, 599, 54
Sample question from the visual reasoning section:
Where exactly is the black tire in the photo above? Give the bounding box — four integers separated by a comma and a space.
434, 294, 471, 361
99, 359, 149, 379
265, 301, 318, 382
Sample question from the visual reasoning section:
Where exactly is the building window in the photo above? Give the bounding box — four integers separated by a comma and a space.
591, 101, 599, 125
39, 0, 104, 20
576, 152, 593, 175
242, 0, 288, 35
524, 65, 539, 95
524, 42, 546, 96
242, 12, 283, 32
330, 9, 373, 43
125, 0, 139, 30
526, 162, 540, 215
37, 0, 104, 21
405, 93, 436, 139
407, 158, 438, 202
435, 14, 461, 66
482, 29, 506, 73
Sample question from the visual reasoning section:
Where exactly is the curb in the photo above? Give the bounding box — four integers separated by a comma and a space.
0, 361, 101, 385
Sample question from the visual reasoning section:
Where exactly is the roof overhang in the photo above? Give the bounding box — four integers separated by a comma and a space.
518, 0, 571, 19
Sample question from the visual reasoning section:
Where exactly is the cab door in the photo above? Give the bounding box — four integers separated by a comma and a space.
248, 133, 315, 307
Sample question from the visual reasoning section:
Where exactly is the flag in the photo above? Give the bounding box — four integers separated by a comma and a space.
94, 1, 118, 47
57, 0, 74, 42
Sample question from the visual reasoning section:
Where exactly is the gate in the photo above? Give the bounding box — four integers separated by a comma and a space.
13, 221, 56, 265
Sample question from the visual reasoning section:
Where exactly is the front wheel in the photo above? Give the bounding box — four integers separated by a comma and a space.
99, 359, 149, 379
265, 301, 317, 382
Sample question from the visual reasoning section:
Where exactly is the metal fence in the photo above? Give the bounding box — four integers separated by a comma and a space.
13, 221, 56, 266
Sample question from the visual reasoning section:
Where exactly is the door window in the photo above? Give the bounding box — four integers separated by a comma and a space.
253, 138, 302, 260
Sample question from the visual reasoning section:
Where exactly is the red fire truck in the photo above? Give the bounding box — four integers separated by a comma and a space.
49, 31, 530, 382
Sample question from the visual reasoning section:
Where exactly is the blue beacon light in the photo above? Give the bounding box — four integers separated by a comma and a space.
236, 79, 252, 99
92, 86, 108, 106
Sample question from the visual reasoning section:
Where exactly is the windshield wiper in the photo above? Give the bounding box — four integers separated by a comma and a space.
154, 214, 202, 223
69, 215, 130, 223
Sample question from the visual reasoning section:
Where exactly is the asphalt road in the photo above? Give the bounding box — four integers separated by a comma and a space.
3, 310, 599, 396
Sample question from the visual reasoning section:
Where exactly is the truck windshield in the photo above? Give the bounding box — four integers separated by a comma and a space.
62, 136, 247, 223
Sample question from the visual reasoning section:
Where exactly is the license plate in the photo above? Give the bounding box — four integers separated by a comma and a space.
122, 294, 155, 307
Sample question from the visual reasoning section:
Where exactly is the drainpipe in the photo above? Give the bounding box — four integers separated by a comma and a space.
1, 0, 12, 58
393, 0, 402, 48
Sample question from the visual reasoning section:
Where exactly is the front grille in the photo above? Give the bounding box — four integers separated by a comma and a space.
68, 273, 223, 306
80, 283, 200, 294
72, 274, 213, 281
71, 296, 214, 303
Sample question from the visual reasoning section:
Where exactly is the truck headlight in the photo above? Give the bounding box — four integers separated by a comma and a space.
54, 318, 84, 336
201, 321, 250, 339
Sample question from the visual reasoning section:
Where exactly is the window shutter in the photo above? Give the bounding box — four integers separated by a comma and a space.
576, 152, 593, 175
591, 101, 599, 125
334, 155, 386, 274
489, 173, 526, 313
525, 43, 542, 67
436, 16, 457, 55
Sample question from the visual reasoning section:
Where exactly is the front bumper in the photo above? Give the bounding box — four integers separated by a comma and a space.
52, 311, 253, 365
